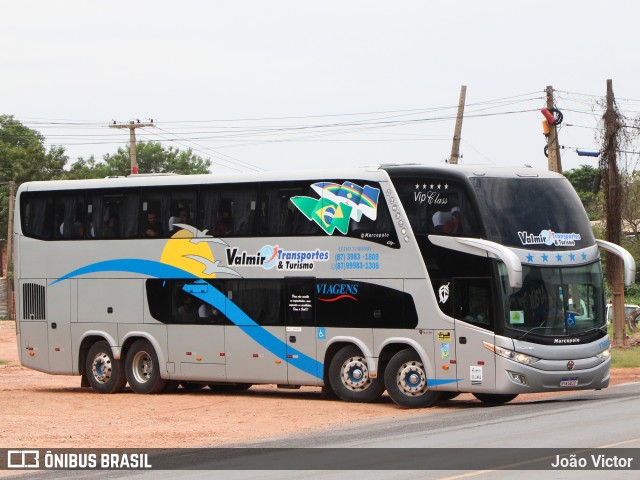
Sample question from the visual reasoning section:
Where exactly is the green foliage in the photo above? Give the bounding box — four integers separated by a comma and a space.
610, 346, 640, 368
1, 114, 213, 239
1, 115, 70, 236
564, 164, 602, 220
100, 142, 211, 176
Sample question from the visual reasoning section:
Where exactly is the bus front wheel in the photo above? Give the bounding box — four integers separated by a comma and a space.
384, 348, 441, 408
328, 345, 385, 403
125, 339, 167, 394
472, 393, 518, 405
86, 341, 127, 394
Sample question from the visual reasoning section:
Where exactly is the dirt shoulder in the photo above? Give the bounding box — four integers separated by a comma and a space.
1, 320, 638, 449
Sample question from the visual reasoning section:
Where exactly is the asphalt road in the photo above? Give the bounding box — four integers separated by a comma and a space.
9, 381, 640, 480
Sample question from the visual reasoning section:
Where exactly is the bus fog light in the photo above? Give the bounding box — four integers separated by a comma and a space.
508, 371, 528, 385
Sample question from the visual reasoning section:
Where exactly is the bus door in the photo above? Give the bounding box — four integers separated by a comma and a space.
45, 279, 74, 373
452, 277, 496, 392
223, 280, 288, 384
284, 279, 321, 386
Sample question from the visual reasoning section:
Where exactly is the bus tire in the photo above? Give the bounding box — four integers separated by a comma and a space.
125, 339, 167, 394
472, 393, 518, 405
85, 341, 127, 394
384, 348, 441, 408
328, 345, 385, 403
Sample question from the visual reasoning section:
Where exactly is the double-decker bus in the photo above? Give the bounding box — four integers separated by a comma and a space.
13, 164, 635, 408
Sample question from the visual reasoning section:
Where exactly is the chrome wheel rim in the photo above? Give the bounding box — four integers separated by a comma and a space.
396, 360, 427, 396
131, 350, 153, 384
91, 352, 112, 384
341, 356, 372, 391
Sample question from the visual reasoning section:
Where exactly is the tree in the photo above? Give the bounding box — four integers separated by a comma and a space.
564, 164, 602, 220
100, 142, 211, 176
621, 172, 640, 239
0, 115, 69, 237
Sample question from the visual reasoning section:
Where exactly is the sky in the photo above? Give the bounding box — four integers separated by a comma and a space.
2, 0, 640, 175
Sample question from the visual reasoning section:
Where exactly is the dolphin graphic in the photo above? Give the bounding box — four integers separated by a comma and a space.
183, 255, 241, 277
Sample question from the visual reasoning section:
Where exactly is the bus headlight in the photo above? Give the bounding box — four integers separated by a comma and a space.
596, 348, 611, 362
483, 342, 540, 365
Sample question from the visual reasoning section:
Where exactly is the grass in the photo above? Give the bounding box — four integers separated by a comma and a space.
611, 347, 640, 368
0, 360, 7, 366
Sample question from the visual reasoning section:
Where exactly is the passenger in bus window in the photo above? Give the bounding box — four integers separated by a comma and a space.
144, 212, 163, 237
104, 215, 120, 238
170, 209, 192, 233
71, 221, 84, 239
443, 206, 462, 234
214, 210, 233, 236
177, 295, 199, 323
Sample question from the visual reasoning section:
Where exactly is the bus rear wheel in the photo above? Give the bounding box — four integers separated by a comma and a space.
125, 339, 166, 394
384, 348, 441, 408
86, 341, 127, 394
472, 393, 518, 405
328, 345, 385, 403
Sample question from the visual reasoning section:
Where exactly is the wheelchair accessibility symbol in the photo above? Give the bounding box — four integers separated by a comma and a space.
317, 327, 326, 340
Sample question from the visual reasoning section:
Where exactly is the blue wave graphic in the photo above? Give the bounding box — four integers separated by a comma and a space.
188, 286, 323, 380
51, 259, 322, 380
49, 259, 197, 286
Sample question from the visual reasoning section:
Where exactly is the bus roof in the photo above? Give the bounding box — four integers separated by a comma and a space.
17, 163, 564, 193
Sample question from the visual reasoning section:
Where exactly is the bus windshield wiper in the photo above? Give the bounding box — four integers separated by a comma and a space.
517, 324, 553, 341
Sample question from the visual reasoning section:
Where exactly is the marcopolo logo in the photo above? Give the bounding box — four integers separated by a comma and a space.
518, 229, 581, 247
226, 245, 330, 271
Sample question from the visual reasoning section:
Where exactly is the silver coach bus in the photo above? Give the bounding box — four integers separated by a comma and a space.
13, 165, 635, 408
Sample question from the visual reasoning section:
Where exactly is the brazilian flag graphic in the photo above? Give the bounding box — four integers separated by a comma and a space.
290, 196, 353, 235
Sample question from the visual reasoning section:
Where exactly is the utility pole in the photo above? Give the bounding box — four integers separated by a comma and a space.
6, 180, 14, 319
109, 120, 155, 174
449, 85, 467, 164
602, 79, 626, 346
546, 86, 562, 173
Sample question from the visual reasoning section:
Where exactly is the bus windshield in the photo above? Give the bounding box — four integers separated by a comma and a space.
502, 262, 606, 338
470, 176, 595, 249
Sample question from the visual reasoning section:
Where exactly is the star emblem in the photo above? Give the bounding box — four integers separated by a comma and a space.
581, 253, 587, 261
556, 254, 563, 262
569, 253, 576, 261
526, 253, 534, 262
541, 253, 549, 262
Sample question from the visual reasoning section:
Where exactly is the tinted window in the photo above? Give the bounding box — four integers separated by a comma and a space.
471, 177, 594, 249
21, 193, 54, 240
54, 194, 85, 239
393, 177, 481, 236
146, 279, 231, 325
89, 190, 140, 239
200, 184, 258, 237
316, 280, 417, 329
259, 182, 324, 236
261, 179, 398, 247
225, 279, 283, 326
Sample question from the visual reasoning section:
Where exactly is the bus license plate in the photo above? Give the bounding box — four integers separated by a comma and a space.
560, 378, 578, 387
